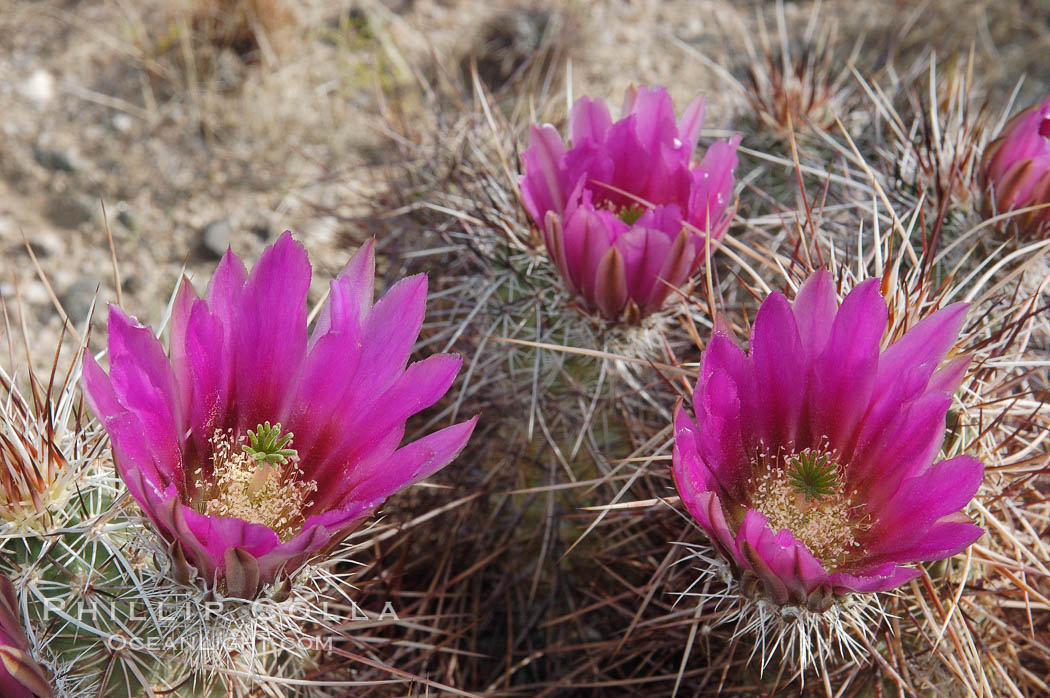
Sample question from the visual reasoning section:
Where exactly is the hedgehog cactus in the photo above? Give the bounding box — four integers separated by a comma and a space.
0, 576, 51, 698
671, 270, 985, 668
81, 232, 476, 599
0, 234, 477, 696
0, 53, 1044, 695
520, 85, 740, 322
980, 94, 1050, 237
0, 357, 80, 529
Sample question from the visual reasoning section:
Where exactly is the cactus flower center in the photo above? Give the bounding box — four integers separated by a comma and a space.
617, 204, 646, 225
1039, 117, 1050, 139
747, 448, 868, 567
192, 425, 317, 542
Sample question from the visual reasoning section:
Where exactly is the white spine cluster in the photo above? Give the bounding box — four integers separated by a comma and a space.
671, 542, 893, 684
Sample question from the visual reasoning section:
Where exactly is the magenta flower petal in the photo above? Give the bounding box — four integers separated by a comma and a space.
232, 232, 311, 431
287, 284, 365, 460
520, 85, 740, 321
310, 239, 372, 348
614, 225, 673, 302
689, 134, 741, 242
561, 201, 613, 296
646, 230, 693, 308
865, 455, 983, 555
521, 124, 568, 224
757, 515, 827, 594
250, 524, 337, 588
808, 279, 886, 453
83, 353, 181, 490
850, 391, 953, 504
304, 353, 464, 488
871, 516, 983, 563
878, 302, 968, 380
334, 237, 376, 324
736, 509, 829, 605
594, 247, 629, 319
622, 85, 678, 157
106, 308, 183, 472
182, 506, 282, 563
205, 248, 248, 329
671, 418, 736, 555
0, 576, 52, 698
980, 94, 1050, 236
343, 416, 478, 507
828, 564, 921, 595
928, 354, 971, 394
677, 95, 707, 159
791, 269, 837, 359
570, 96, 613, 145
171, 285, 228, 457
697, 329, 755, 421
673, 406, 722, 495
749, 291, 806, 448
342, 274, 429, 408
692, 370, 749, 500
602, 116, 651, 204
287, 244, 378, 460
849, 304, 970, 464
672, 271, 984, 609
83, 234, 476, 598
169, 281, 196, 411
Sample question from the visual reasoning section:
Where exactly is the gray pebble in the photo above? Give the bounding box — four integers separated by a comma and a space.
199, 219, 232, 259
59, 277, 100, 325
45, 195, 97, 229
33, 146, 79, 173
117, 208, 137, 232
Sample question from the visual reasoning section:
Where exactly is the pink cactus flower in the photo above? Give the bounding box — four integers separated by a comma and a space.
0, 576, 51, 698
980, 94, 1050, 236
83, 233, 477, 598
519, 85, 741, 322
672, 271, 983, 611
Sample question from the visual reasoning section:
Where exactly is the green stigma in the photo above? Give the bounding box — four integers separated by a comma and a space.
242, 421, 297, 465
785, 449, 839, 502
618, 204, 646, 225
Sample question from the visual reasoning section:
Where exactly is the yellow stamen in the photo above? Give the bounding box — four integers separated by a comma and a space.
194, 429, 317, 542
747, 450, 868, 569
246, 463, 276, 498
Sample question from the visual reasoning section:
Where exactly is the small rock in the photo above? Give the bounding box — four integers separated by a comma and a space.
121, 275, 142, 295
117, 206, 138, 232
388, 0, 414, 13
250, 218, 275, 240
24, 230, 62, 257
199, 219, 232, 259
25, 240, 52, 259
299, 216, 338, 245
19, 69, 55, 107
33, 145, 79, 173
60, 278, 101, 325
212, 49, 245, 91
45, 194, 97, 229
111, 114, 134, 134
